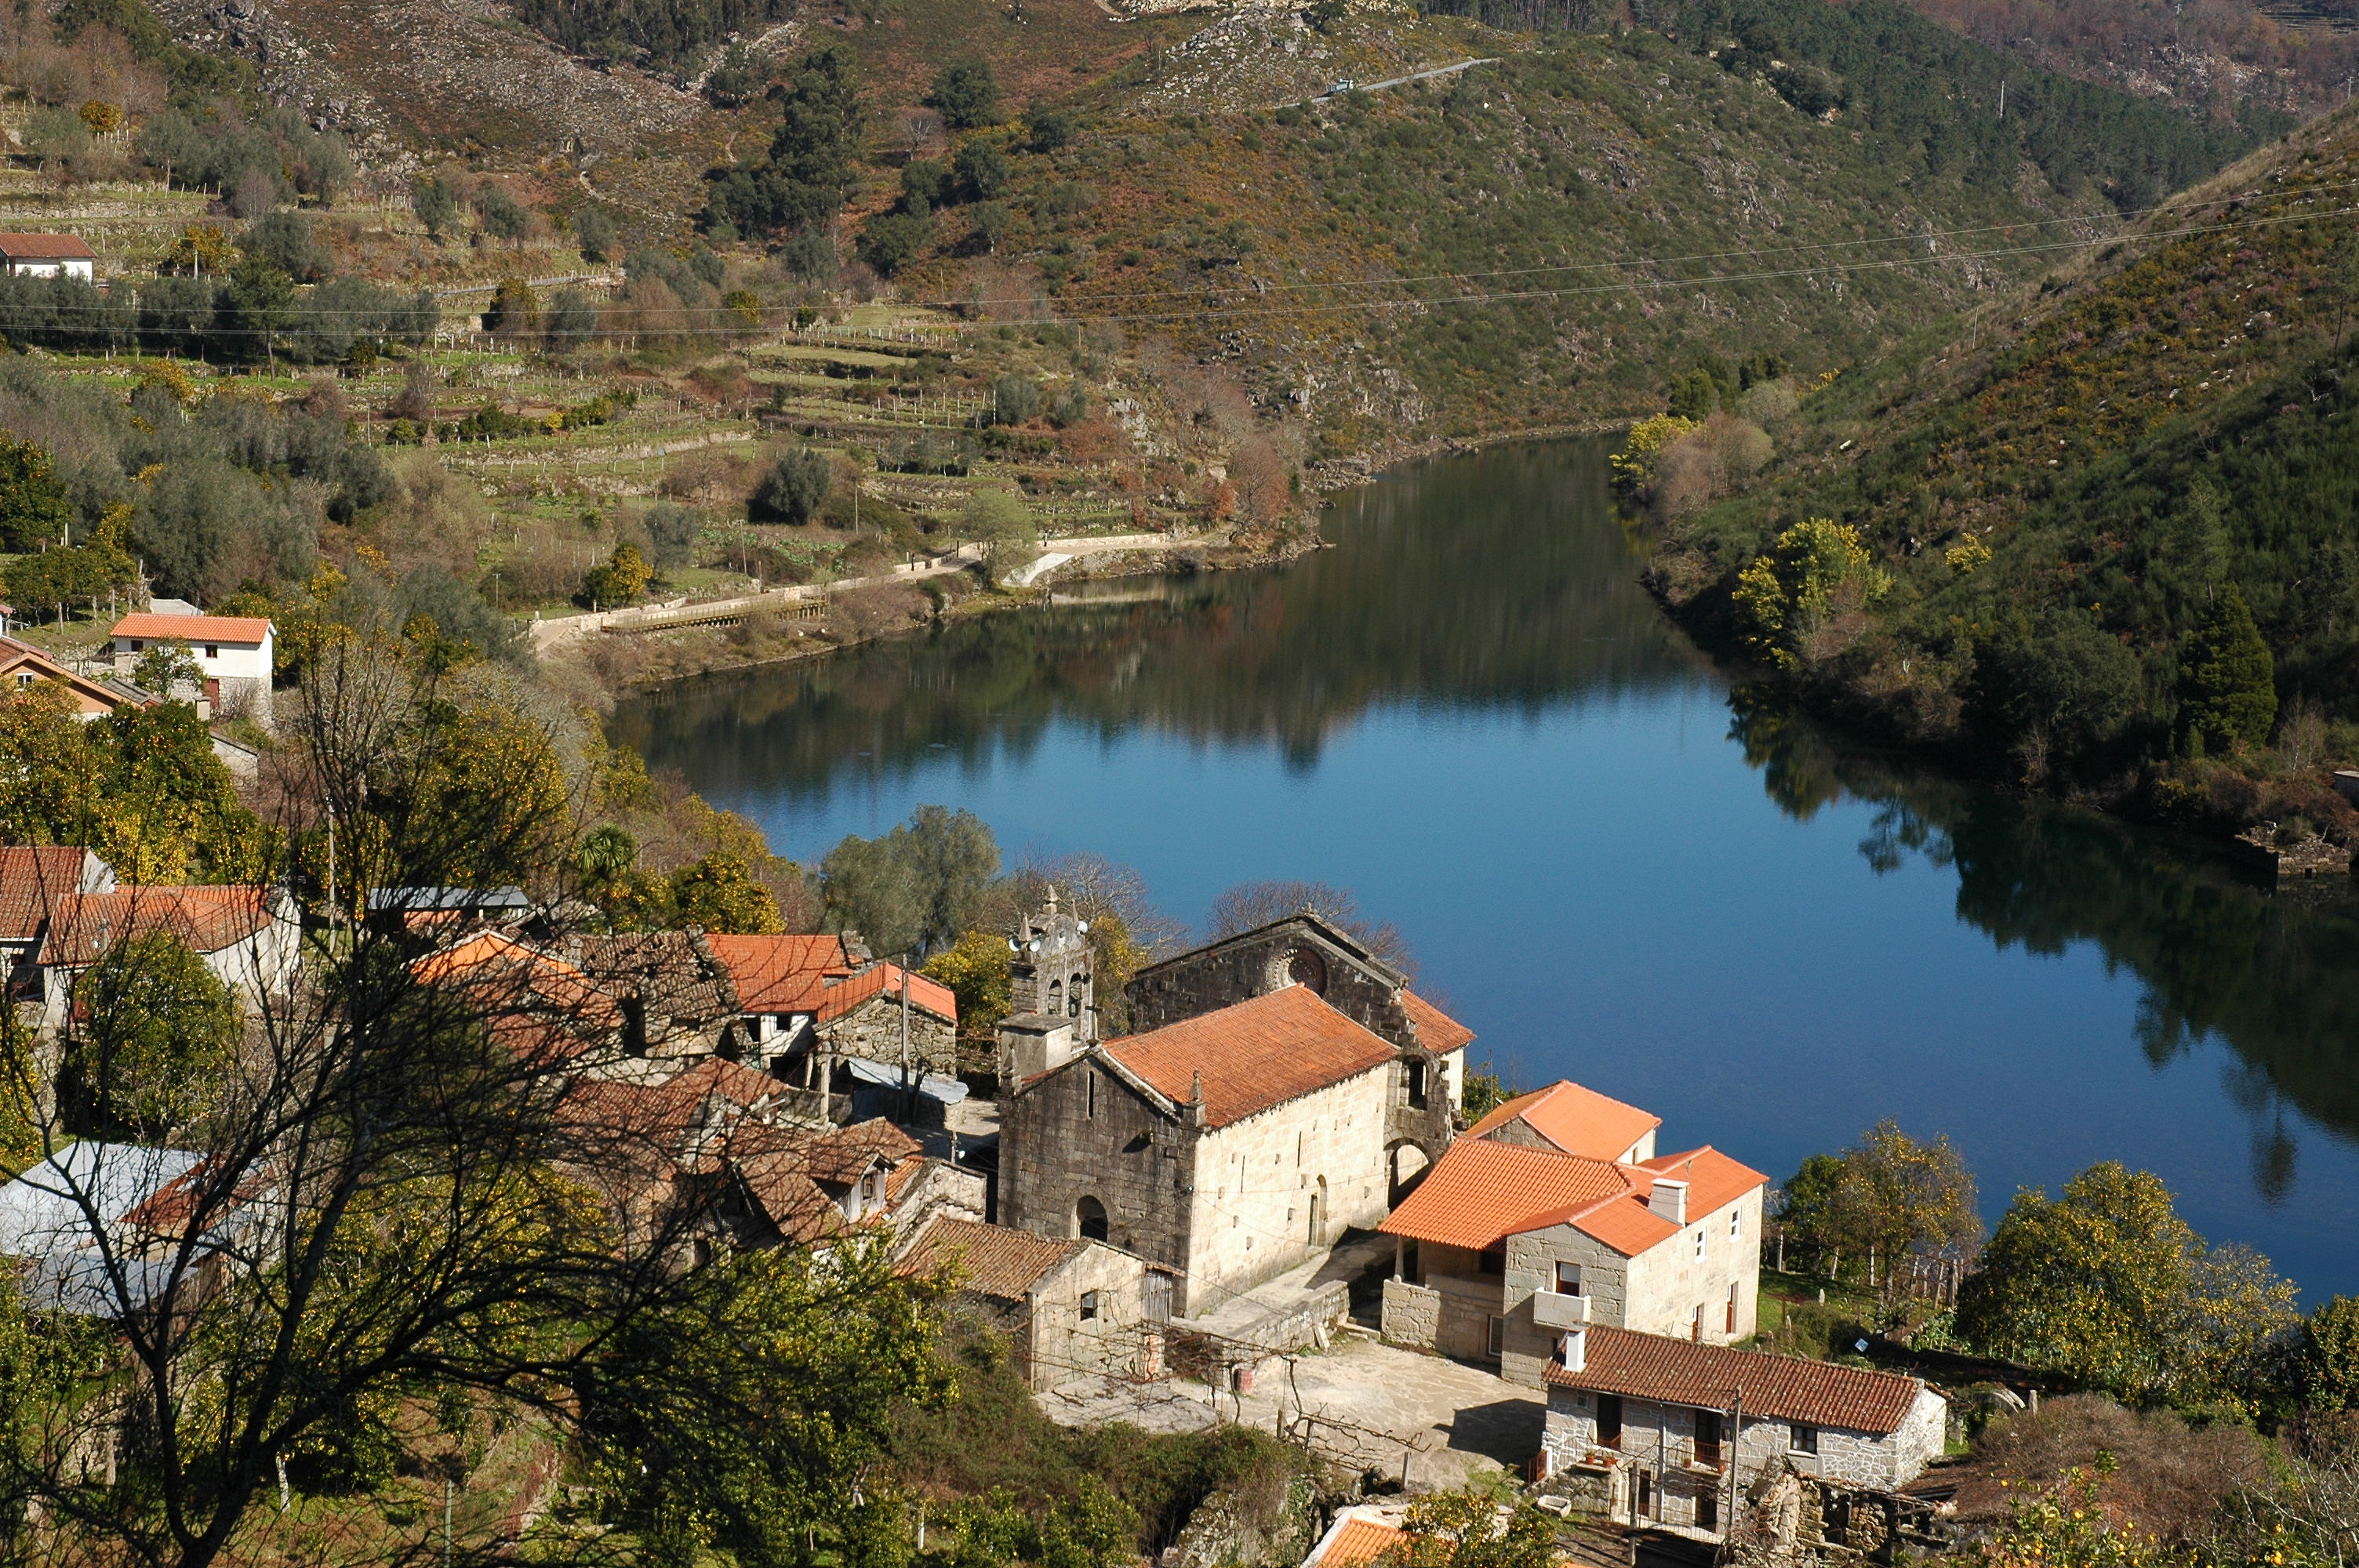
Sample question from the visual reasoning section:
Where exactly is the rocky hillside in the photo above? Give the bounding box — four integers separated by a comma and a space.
1644, 97, 2359, 840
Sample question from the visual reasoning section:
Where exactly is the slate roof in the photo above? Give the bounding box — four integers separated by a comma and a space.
1469, 1080, 1662, 1160
1380, 1138, 1634, 1250
1401, 990, 1474, 1054
568, 931, 742, 1021
1100, 986, 1398, 1127
896, 1215, 1084, 1301
1544, 1325, 1930, 1436
109, 613, 271, 644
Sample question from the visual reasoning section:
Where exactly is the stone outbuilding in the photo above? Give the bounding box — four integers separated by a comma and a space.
896, 1214, 1173, 1390
1378, 1080, 1766, 1382
706, 932, 959, 1086
1537, 1324, 1948, 1542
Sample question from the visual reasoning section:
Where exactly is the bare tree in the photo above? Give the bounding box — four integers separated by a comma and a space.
1201, 878, 1416, 978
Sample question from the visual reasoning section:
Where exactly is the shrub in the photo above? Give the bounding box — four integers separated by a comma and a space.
990, 375, 1041, 426
582, 543, 652, 607
928, 61, 1001, 130
954, 141, 1011, 202
750, 447, 834, 524
859, 211, 931, 277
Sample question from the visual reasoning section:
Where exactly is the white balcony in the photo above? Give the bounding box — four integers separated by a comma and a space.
1533, 1288, 1590, 1330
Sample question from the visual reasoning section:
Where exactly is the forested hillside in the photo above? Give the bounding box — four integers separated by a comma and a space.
1639, 100, 2359, 842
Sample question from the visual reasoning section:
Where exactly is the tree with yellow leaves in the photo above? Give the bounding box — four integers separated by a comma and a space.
1732, 517, 1892, 670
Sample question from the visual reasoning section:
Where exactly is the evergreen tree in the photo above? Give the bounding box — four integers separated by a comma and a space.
702, 46, 865, 238
0, 437, 75, 552
2176, 585, 2277, 754
927, 60, 1001, 130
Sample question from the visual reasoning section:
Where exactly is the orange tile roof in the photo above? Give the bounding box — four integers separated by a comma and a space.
707, 933, 853, 1012
38, 885, 272, 966
1401, 989, 1474, 1054
409, 929, 620, 1028
1636, 1146, 1768, 1218
110, 613, 271, 644
0, 233, 95, 260
1545, 1325, 1929, 1435
1568, 1190, 1680, 1256
896, 1215, 1085, 1300
1379, 1138, 1634, 1250
814, 962, 958, 1025
1103, 986, 1398, 1128
1469, 1080, 1661, 1160
805, 1116, 921, 1185
0, 847, 99, 942
1316, 1518, 1412, 1568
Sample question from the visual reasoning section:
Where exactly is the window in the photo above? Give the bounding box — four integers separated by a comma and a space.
129, 640, 143, 652
1731, 1208, 1742, 1241
1085, 1071, 1096, 1119
1047, 978, 1063, 1016
12, 673, 27, 691
1080, 1290, 1100, 1321
1076, 1196, 1108, 1242
1597, 1394, 1623, 1445
203, 644, 217, 659
1790, 1424, 1818, 1454
1697, 1490, 1718, 1532
1406, 1060, 1427, 1109
1695, 1227, 1706, 1260
1478, 1245, 1505, 1276
1692, 1303, 1705, 1341
1726, 1281, 1739, 1334
1485, 1315, 1505, 1360
1554, 1261, 1582, 1296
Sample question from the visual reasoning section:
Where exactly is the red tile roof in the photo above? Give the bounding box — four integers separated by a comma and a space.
896, 1215, 1085, 1300
1636, 1146, 1768, 1219
411, 930, 622, 1029
38, 885, 273, 966
0, 233, 94, 260
1401, 989, 1474, 1054
1469, 1080, 1661, 1160
1380, 1138, 1635, 1250
0, 847, 100, 942
805, 1116, 921, 1185
1314, 1518, 1412, 1568
706, 933, 853, 1012
815, 962, 958, 1025
1567, 1190, 1679, 1257
1103, 986, 1399, 1127
110, 613, 271, 644
1545, 1325, 1930, 1436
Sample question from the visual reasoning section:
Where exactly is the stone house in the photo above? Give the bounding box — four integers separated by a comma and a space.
1379, 1080, 1765, 1384
997, 976, 1474, 1317
896, 1214, 1173, 1390
706, 932, 959, 1085
567, 931, 743, 1058
1538, 1324, 1947, 1541
32, 884, 301, 1033
0, 847, 114, 986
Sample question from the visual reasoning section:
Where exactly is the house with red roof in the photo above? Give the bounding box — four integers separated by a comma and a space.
1538, 1323, 1947, 1540
998, 907, 1475, 1316
896, 1214, 1172, 1390
104, 610, 274, 724
0, 233, 96, 281
31, 882, 300, 1033
706, 931, 959, 1087
1377, 1080, 1767, 1387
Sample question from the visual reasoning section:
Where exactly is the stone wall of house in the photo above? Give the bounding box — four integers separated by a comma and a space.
819, 995, 958, 1077
1125, 918, 1416, 1049
1499, 1223, 1633, 1388
1000, 1055, 1190, 1279
1380, 1279, 1440, 1348
1026, 1243, 1161, 1390
1620, 1187, 1763, 1344
1181, 1066, 1393, 1315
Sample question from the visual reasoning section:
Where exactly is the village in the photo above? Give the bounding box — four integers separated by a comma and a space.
0, 590, 1966, 1568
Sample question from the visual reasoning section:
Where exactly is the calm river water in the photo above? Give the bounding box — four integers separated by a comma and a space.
612, 441, 2359, 1300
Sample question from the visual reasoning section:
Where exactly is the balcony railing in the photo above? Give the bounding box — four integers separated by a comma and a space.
1597, 1434, 1726, 1473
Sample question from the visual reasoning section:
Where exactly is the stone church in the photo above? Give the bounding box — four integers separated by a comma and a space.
996, 908, 1472, 1317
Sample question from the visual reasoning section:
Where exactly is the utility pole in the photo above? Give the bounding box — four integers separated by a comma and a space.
899, 953, 914, 1122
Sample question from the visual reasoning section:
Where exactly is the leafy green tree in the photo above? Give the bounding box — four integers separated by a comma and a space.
1028, 108, 1074, 154
543, 285, 598, 352
961, 489, 1036, 558
242, 209, 327, 282
821, 805, 1000, 959
132, 640, 205, 697
475, 184, 530, 241
215, 255, 296, 362
2296, 1294, 2359, 1411
413, 175, 457, 239
583, 543, 652, 607
1825, 1119, 1982, 1302
1731, 517, 1891, 671
1968, 608, 2144, 781
859, 209, 932, 277
0, 436, 75, 553
642, 502, 700, 569
1389, 1488, 1561, 1568
923, 927, 1012, 1048
928, 60, 1002, 130
902, 158, 951, 209
572, 204, 617, 262
1777, 1150, 1853, 1275
703, 46, 865, 238
954, 140, 1011, 201
990, 374, 1041, 426
704, 42, 766, 107
1955, 1161, 2298, 1413
1667, 366, 1718, 420
482, 277, 539, 340
750, 447, 834, 524
68, 930, 240, 1138
2175, 585, 2276, 756
96, 697, 276, 881
668, 852, 784, 934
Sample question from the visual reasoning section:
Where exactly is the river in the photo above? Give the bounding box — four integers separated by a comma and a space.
611, 440, 2359, 1301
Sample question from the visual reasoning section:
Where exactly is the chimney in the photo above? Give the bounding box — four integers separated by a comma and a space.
1648, 1178, 1688, 1227
1561, 1326, 1587, 1374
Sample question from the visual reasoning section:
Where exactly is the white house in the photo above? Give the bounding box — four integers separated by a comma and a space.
33, 884, 301, 1033
106, 612, 274, 723
0, 233, 96, 281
